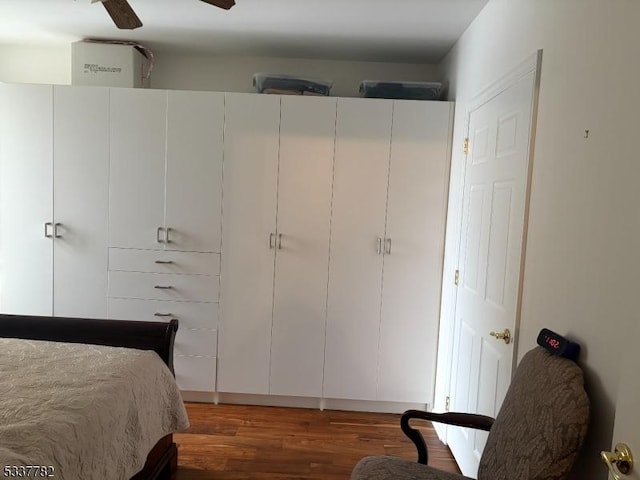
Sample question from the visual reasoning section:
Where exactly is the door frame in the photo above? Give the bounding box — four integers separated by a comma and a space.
433, 49, 543, 444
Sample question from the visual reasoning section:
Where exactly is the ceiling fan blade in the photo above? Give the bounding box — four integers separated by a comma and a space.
199, 0, 236, 10
101, 0, 143, 29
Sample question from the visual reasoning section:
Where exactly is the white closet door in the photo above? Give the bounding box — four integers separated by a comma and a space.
218, 93, 280, 394
165, 90, 224, 253
53, 86, 109, 318
270, 96, 336, 397
109, 88, 167, 250
0, 84, 53, 316
377, 101, 453, 403
323, 98, 393, 400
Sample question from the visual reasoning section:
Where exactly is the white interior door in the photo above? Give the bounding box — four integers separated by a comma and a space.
109, 88, 167, 250
377, 100, 453, 403
448, 71, 536, 477
323, 98, 392, 401
165, 90, 224, 253
269, 96, 336, 397
218, 93, 280, 395
53, 86, 109, 318
0, 84, 53, 316
605, 319, 640, 480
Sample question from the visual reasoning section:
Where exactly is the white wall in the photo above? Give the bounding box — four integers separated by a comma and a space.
0, 45, 71, 84
437, 1, 640, 478
0, 44, 440, 97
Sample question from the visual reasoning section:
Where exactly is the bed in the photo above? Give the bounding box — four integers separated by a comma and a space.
0, 314, 189, 480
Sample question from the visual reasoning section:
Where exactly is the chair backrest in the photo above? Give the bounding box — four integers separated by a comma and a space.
477, 346, 589, 480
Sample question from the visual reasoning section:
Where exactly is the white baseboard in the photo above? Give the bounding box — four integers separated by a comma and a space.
181, 391, 428, 414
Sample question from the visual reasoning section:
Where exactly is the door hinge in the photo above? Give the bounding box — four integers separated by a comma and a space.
454, 270, 459, 286
463, 137, 470, 155
445, 396, 451, 412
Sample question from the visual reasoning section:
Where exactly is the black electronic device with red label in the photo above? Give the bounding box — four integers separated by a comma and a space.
537, 328, 580, 360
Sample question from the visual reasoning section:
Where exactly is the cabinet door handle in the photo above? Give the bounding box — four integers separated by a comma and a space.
277, 233, 283, 250
269, 233, 275, 249
154, 260, 174, 265
44, 222, 53, 238
385, 238, 392, 255
376, 237, 383, 255
156, 227, 165, 244
154, 285, 173, 290
165, 227, 173, 244
154, 312, 174, 317
54, 223, 62, 238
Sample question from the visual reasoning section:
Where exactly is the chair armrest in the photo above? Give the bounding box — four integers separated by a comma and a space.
400, 409, 495, 464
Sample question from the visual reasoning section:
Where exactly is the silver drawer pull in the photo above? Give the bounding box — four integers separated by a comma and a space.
44, 222, 53, 238
154, 285, 173, 290
154, 260, 174, 264
154, 312, 173, 317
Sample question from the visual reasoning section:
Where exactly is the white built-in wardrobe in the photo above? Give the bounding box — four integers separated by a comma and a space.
0, 82, 452, 409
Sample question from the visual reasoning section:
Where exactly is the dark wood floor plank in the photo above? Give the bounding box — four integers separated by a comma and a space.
175, 402, 461, 479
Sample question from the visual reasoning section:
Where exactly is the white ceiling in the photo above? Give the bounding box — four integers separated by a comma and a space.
0, 0, 489, 63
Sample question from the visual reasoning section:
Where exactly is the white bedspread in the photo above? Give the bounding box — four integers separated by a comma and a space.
0, 338, 189, 480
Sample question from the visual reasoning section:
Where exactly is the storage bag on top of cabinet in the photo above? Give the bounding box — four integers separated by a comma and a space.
359, 80, 443, 100
253, 73, 333, 96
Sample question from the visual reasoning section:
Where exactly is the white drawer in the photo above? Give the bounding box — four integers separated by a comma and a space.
175, 355, 216, 392
107, 298, 219, 330
109, 248, 220, 275
175, 328, 217, 357
108, 271, 219, 302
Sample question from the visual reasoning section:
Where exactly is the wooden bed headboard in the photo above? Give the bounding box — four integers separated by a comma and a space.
0, 314, 178, 374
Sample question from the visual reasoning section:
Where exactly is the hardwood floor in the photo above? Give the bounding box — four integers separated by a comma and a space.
175, 402, 461, 479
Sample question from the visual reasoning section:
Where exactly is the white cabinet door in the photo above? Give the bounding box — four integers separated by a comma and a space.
269, 96, 336, 397
109, 88, 167, 250
218, 93, 280, 394
53, 86, 109, 318
175, 355, 217, 392
323, 98, 393, 400
165, 91, 224, 253
0, 84, 53, 316
377, 101, 453, 403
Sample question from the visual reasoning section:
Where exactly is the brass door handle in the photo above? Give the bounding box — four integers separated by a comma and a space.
489, 328, 511, 345
601, 443, 634, 480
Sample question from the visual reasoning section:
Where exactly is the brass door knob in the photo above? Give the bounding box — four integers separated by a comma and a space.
601, 443, 634, 480
489, 328, 511, 345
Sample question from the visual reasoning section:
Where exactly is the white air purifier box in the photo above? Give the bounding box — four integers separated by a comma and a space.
71, 41, 150, 88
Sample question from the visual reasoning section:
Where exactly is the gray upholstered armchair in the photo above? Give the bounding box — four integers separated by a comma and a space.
351, 346, 590, 480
